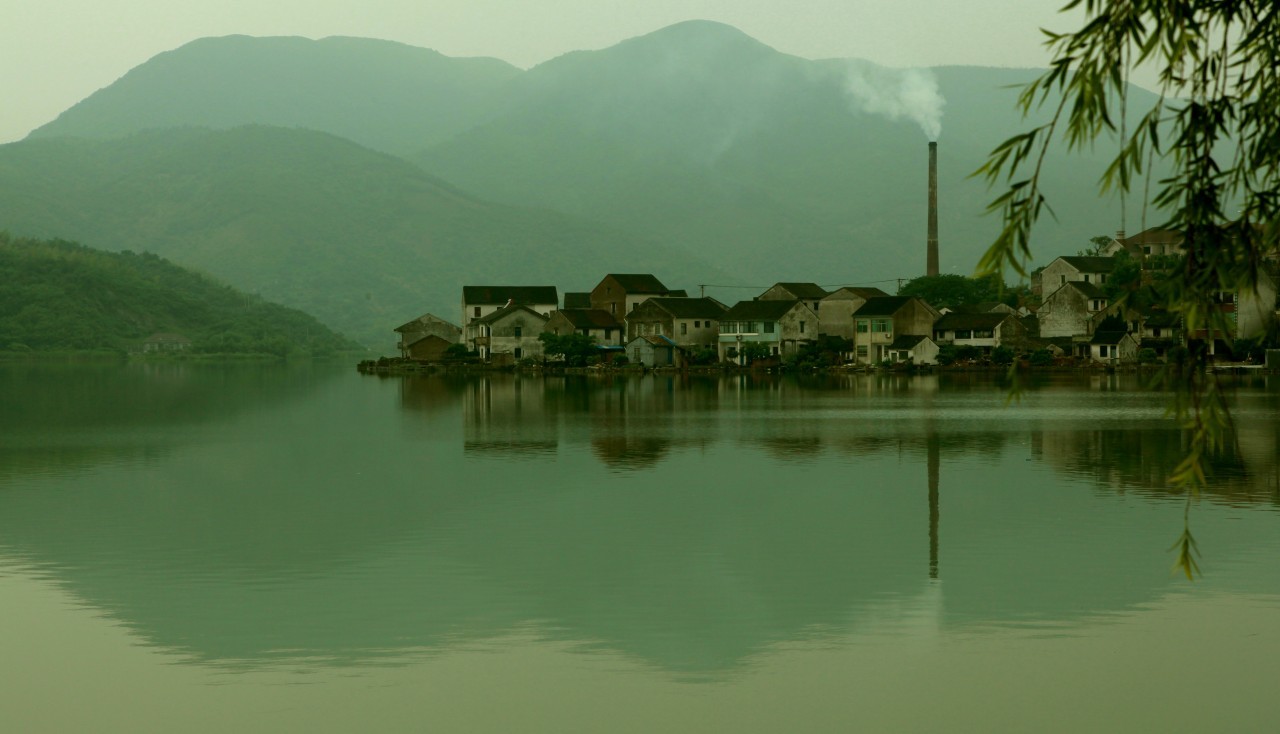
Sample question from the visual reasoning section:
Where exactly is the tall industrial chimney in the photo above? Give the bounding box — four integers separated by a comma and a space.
927, 141, 939, 277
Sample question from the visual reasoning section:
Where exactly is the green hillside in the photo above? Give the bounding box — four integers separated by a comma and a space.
0, 233, 357, 355
0, 127, 712, 347
29, 35, 521, 156
10, 21, 1176, 342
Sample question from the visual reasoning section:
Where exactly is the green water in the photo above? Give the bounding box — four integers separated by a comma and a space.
2, 364, 1278, 732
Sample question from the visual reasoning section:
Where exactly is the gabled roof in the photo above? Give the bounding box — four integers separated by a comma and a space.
462, 285, 558, 305
768, 282, 830, 299
933, 312, 1013, 331
638, 297, 729, 319
824, 286, 890, 300
395, 313, 460, 333
472, 303, 550, 325
627, 334, 681, 348
601, 274, 670, 293
1048, 281, 1108, 300
1120, 227, 1183, 246
553, 309, 622, 329
563, 292, 591, 309
667, 289, 689, 298
1057, 256, 1117, 273
887, 334, 933, 350
722, 299, 808, 320
852, 296, 915, 317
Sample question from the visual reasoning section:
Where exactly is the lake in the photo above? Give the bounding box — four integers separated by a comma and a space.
1, 363, 1278, 732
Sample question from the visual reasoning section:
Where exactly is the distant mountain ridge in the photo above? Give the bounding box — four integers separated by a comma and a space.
9, 21, 1168, 346
0, 126, 704, 346
30, 35, 521, 155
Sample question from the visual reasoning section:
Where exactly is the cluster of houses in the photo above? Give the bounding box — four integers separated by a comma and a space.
393, 228, 1279, 367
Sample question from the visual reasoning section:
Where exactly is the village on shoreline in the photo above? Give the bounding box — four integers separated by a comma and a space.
361, 227, 1280, 376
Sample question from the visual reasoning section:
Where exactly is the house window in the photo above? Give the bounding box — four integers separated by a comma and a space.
799, 321, 806, 334
745, 322, 757, 333
813, 302, 820, 311
514, 347, 523, 359
1084, 274, 1091, 283
514, 326, 522, 338
856, 320, 869, 333
610, 303, 616, 314
763, 322, 775, 334
772, 346, 779, 356
856, 345, 868, 358
694, 321, 701, 328
871, 319, 891, 333
681, 322, 687, 335
605, 328, 613, 339
1061, 275, 1067, 284
955, 329, 972, 339
1152, 327, 1161, 337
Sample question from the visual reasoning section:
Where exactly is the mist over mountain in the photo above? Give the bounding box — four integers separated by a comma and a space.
0, 127, 701, 345
9, 20, 1165, 345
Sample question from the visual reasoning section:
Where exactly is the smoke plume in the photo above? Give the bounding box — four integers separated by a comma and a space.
843, 62, 945, 139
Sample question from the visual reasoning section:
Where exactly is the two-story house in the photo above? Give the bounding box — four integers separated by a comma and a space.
932, 312, 1026, 356
757, 283, 829, 314
1038, 281, 1110, 338
717, 300, 818, 363
1034, 256, 1117, 297
461, 286, 558, 333
394, 313, 461, 360
544, 309, 624, 346
590, 274, 676, 318
851, 296, 941, 364
625, 297, 727, 351
466, 304, 549, 361
818, 286, 890, 340
1100, 227, 1185, 258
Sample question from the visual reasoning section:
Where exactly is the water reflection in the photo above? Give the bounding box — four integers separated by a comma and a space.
0, 369, 1277, 679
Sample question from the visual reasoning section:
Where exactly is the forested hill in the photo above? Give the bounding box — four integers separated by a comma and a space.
0, 234, 358, 356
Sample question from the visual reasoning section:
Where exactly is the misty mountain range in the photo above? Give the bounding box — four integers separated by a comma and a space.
2, 20, 1158, 347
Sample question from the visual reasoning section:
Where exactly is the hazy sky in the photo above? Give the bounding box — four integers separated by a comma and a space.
3, 1, 1082, 144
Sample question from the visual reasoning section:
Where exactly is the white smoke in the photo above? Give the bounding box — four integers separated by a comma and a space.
843, 62, 945, 139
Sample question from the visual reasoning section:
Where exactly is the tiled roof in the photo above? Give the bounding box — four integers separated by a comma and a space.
472, 303, 549, 325
852, 296, 914, 317
933, 312, 1012, 331
825, 286, 890, 300
555, 309, 622, 329
603, 274, 670, 293
1058, 256, 1117, 273
1068, 281, 1108, 298
395, 313, 460, 333
628, 334, 681, 348
887, 334, 931, 349
722, 299, 806, 320
563, 292, 591, 309
769, 282, 830, 299
463, 285, 558, 305
641, 297, 729, 319
1120, 227, 1183, 246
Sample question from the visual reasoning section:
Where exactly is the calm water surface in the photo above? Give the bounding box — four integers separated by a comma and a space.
1, 363, 1278, 733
